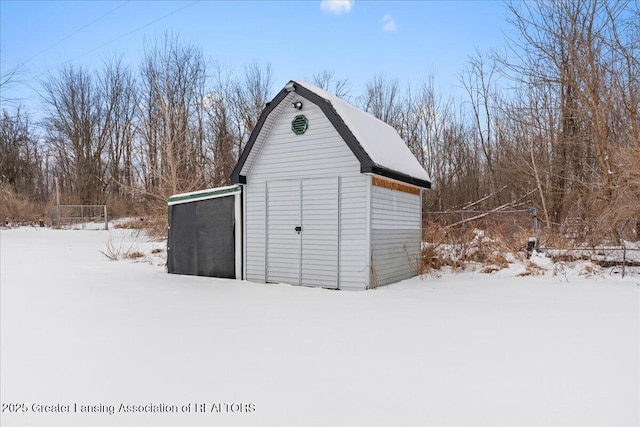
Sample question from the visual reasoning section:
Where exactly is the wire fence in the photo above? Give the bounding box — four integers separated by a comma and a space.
424, 208, 640, 276
51, 205, 108, 230
538, 217, 640, 246
539, 218, 640, 277
424, 208, 539, 247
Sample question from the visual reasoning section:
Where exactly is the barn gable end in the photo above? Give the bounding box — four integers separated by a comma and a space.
232, 80, 432, 189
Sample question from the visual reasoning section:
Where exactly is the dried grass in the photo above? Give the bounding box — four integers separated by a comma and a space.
114, 218, 147, 230
112, 212, 167, 240
516, 261, 546, 277
141, 213, 169, 240
0, 183, 49, 225
420, 220, 534, 274
126, 251, 145, 260
480, 265, 503, 274
100, 235, 141, 261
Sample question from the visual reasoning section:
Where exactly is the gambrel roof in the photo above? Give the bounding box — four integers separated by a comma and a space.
231, 80, 432, 189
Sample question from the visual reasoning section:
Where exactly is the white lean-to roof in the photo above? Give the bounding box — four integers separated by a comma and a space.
232, 80, 431, 188
167, 185, 241, 205
292, 80, 431, 184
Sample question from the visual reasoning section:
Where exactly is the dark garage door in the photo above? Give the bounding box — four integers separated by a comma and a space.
168, 195, 236, 278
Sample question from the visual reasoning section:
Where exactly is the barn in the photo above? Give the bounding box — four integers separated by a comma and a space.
230, 80, 431, 290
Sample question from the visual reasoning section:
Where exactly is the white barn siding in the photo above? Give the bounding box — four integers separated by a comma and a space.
338, 175, 369, 290
266, 179, 302, 285
370, 185, 422, 287
244, 99, 369, 289
244, 182, 266, 282
300, 177, 339, 288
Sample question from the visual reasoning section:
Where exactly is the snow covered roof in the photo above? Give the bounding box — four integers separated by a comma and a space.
167, 185, 241, 205
231, 80, 431, 189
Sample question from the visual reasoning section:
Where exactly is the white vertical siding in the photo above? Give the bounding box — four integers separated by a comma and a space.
370, 185, 422, 287
338, 175, 369, 290
245, 182, 266, 283
244, 99, 369, 290
266, 179, 301, 285
301, 177, 338, 288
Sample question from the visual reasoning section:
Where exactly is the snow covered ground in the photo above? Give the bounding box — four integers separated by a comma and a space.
1, 226, 638, 426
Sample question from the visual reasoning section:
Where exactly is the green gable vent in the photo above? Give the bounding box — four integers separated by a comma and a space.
291, 115, 308, 135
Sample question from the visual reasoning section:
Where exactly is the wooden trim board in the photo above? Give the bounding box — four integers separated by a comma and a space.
372, 176, 420, 195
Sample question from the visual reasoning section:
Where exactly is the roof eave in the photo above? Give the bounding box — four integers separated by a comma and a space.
230, 88, 290, 184
361, 165, 432, 189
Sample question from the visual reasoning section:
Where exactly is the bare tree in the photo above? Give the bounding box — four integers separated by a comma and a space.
605, 2, 640, 150
358, 74, 402, 128
0, 61, 23, 105
138, 33, 207, 199
99, 57, 137, 203
460, 49, 502, 198
41, 65, 109, 204
311, 70, 351, 98
504, 0, 638, 224
401, 77, 447, 182
232, 61, 274, 155
203, 62, 237, 187
0, 107, 45, 199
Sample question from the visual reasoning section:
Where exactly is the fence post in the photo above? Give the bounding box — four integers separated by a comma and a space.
533, 208, 540, 250
621, 221, 627, 278
104, 205, 108, 230
55, 177, 60, 227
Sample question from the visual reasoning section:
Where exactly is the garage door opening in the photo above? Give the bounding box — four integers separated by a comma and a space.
167, 185, 242, 279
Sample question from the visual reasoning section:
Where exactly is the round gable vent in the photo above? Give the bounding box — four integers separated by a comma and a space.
291, 115, 308, 135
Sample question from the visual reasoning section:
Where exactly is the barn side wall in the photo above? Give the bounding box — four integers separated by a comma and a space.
370, 184, 422, 287
244, 98, 369, 290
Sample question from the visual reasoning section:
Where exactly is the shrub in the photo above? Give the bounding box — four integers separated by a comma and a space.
100, 235, 141, 261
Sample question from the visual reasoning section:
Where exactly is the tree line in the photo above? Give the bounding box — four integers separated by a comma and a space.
1, 1, 638, 237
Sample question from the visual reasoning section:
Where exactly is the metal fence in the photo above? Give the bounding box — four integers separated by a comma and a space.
424, 208, 639, 276
52, 205, 108, 230
539, 218, 640, 277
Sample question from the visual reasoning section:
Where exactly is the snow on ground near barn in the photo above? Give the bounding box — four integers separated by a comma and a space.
1, 227, 638, 426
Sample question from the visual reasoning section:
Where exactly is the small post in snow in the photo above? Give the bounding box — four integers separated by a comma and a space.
55, 177, 60, 227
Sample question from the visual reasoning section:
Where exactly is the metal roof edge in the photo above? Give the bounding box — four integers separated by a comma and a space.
292, 82, 375, 168
230, 80, 432, 189
362, 165, 432, 189
167, 185, 241, 205
231, 88, 291, 183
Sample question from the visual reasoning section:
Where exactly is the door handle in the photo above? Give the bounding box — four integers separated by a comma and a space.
295, 226, 302, 234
